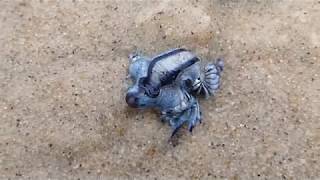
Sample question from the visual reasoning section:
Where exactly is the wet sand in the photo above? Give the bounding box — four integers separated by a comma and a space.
0, 0, 319, 179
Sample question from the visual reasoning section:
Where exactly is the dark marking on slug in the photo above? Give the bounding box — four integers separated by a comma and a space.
146, 48, 188, 81
142, 57, 200, 98
159, 57, 200, 86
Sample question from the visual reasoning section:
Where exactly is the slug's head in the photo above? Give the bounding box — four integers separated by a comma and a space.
125, 78, 159, 108
126, 52, 161, 108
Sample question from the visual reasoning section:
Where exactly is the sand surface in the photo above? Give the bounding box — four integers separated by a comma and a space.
0, 0, 320, 179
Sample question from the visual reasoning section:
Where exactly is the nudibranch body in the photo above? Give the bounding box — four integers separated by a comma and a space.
126, 48, 223, 136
